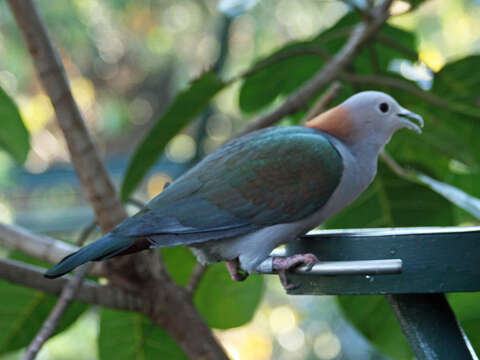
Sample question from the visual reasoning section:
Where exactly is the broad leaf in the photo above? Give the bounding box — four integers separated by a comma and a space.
160, 247, 264, 329
0, 87, 30, 164
121, 71, 227, 200
99, 309, 186, 360
448, 293, 480, 353
239, 12, 416, 113
0, 281, 86, 355
0, 251, 87, 354
194, 262, 264, 329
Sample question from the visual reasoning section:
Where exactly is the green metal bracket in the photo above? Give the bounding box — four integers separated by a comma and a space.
283, 227, 480, 295
277, 227, 480, 360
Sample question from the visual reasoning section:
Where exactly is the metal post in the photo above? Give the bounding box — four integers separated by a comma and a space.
386, 294, 478, 360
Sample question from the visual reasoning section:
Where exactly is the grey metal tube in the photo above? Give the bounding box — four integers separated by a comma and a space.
256, 258, 402, 276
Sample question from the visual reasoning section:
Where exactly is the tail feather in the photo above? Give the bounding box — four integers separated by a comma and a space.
44, 233, 133, 279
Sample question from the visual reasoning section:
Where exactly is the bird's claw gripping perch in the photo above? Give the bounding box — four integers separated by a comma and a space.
226, 259, 248, 282
273, 253, 319, 290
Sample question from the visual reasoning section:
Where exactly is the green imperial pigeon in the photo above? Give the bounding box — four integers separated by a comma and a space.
45, 91, 423, 289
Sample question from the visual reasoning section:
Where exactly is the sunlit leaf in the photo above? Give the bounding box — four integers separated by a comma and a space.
0, 87, 30, 164
195, 262, 264, 329
160, 247, 264, 329
121, 71, 227, 200
99, 309, 186, 360
239, 12, 416, 113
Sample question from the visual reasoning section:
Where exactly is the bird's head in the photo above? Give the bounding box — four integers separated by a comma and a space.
306, 91, 423, 150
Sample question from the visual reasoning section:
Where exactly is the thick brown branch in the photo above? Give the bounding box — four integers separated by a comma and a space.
0, 258, 142, 312
7, 2, 229, 358
7, 0, 127, 232
233, 0, 393, 138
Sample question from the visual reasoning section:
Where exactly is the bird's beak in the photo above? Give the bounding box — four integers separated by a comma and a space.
397, 109, 424, 134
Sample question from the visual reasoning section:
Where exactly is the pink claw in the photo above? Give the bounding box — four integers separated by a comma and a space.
226, 259, 248, 282
273, 253, 319, 290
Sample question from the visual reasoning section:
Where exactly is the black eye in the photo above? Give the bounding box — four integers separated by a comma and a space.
379, 102, 389, 113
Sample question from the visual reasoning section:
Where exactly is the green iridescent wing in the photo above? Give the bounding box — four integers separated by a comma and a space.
113, 127, 343, 246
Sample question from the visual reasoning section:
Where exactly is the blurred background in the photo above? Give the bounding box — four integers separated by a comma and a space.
1, 0, 480, 359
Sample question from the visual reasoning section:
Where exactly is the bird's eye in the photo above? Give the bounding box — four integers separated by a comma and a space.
379, 102, 389, 113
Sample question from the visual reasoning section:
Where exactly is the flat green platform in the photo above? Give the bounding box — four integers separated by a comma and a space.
282, 226, 480, 295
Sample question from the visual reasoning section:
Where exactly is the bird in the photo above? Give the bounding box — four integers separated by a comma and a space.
45, 91, 423, 290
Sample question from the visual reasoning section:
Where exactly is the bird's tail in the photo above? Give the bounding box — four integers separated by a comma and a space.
44, 233, 133, 279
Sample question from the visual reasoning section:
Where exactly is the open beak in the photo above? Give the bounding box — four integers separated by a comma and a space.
397, 110, 424, 134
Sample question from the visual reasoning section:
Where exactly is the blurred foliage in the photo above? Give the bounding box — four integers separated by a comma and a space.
99, 309, 187, 360
0, 251, 86, 355
1, 0, 480, 359
121, 71, 227, 200
0, 87, 29, 164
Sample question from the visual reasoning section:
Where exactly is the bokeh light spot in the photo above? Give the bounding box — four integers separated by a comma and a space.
313, 331, 341, 359
166, 134, 196, 163
147, 173, 173, 198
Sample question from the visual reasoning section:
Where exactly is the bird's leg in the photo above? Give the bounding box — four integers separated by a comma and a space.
273, 253, 319, 290
226, 258, 248, 282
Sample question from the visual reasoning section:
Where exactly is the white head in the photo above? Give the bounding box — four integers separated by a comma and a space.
306, 91, 423, 152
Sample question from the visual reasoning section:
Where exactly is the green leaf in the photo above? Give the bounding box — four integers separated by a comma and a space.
0, 251, 87, 354
239, 12, 416, 114
0, 281, 86, 355
0, 86, 30, 164
160, 246, 197, 286
160, 247, 264, 329
121, 71, 227, 200
448, 293, 480, 352
99, 309, 187, 360
332, 164, 455, 359
194, 262, 264, 329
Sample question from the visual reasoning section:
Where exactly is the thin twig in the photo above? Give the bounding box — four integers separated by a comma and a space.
186, 263, 208, 296
375, 34, 418, 60
22, 263, 92, 360
302, 81, 343, 123
233, 0, 393, 138
0, 258, 142, 311
23, 221, 99, 360
338, 73, 452, 110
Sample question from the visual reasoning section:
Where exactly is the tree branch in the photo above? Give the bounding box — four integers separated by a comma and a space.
7, 0, 127, 232
0, 258, 142, 312
22, 222, 98, 360
338, 73, 448, 108
22, 263, 92, 360
233, 0, 393, 138
186, 263, 208, 296
0, 222, 105, 277
302, 81, 343, 123
7, 1, 229, 358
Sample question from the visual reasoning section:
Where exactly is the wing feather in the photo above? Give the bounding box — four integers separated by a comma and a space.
112, 127, 343, 246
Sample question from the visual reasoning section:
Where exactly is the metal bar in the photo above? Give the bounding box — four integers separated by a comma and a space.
256, 258, 402, 276
387, 294, 478, 360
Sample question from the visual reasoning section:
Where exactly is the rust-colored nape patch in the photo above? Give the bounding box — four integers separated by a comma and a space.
305, 105, 354, 142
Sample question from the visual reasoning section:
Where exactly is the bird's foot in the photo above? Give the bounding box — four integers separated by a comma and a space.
226, 258, 248, 282
273, 253, 319, 290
